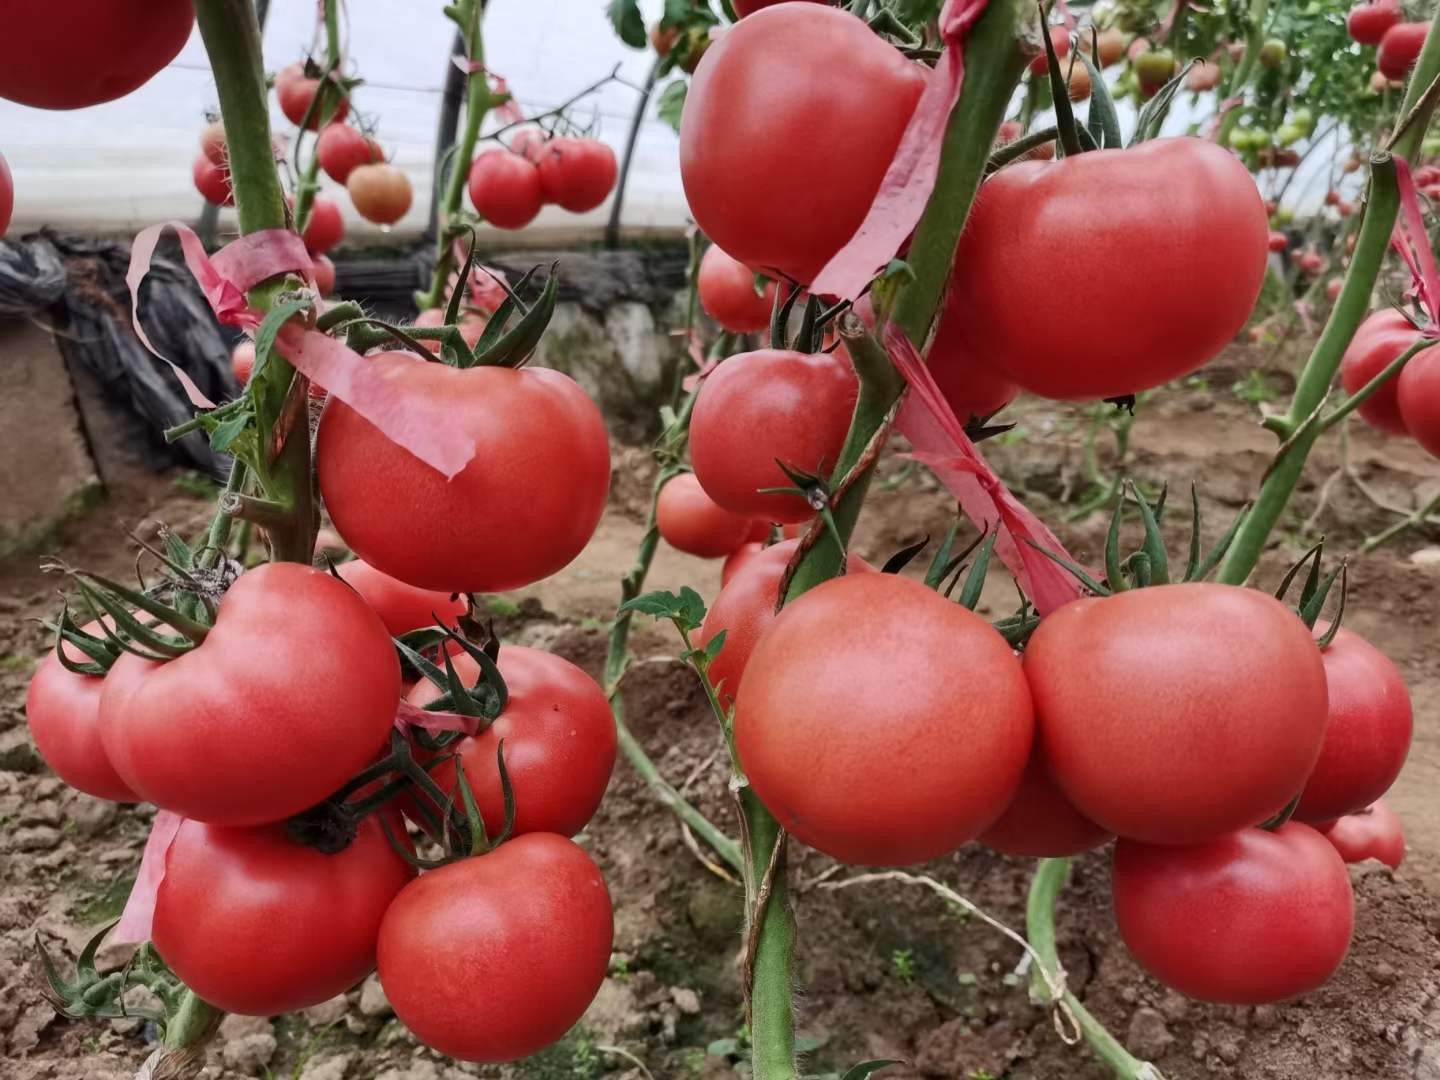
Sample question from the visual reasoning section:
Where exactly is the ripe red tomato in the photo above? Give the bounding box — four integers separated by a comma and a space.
377, 833, 613, 1062
699, 539, 869, 710
733, 0, 833, 15
301, 196, 345, 255
25, 624, 138, 803
1026, 583, 1329, 844
1029, 24, 1070, 75
1320, 798, 1405, 869
655, 473, 754, 558
680, 4, 926, 285
468, 149, 544, 229
928, 288, 1018, 420
1295, 248, 1325, 276
1349, 0, 1402, 45
979, 751, 1112, 858
317, 355, 610, 593
536, 138, 618, 213
1112, 823, 1354, 1004
1326, 278, 1344, 302
348, 162, 412, 225
99, 563, 400, 825
200, 120, 227, 167
312, 253, 337, 296
1296, 626, 1411, 823
0, 151, 13, 237
1379, 22, 1428, 79
192, 155, 234, 207
1396, 343, 1440, 456
734, 572, 1033, 865
1336, 308, 1416, 434
0, 1, 193, 109
317, 123, 380, 183
278, 65, 349, 130
334, 558, 468, 636
405, 646, 615, 838
1267, 229, 1289, 253
698, 245, 777, 333
690, 349, 858, 523
721, 540, 765, 587
153, 815, 414, 1015
949, 138, 1267, 400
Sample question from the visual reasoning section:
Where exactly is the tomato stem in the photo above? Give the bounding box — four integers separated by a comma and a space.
1216, 0, 1271, 147
292, 0, 344, 237
1027, 858, 1166, 1080
1218, 9, 1440, 585
194, 0, 316, 564
603, 388, 745, 875
419, 0, 493, 310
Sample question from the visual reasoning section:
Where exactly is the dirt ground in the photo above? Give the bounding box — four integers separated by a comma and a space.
2, 343, 1439, 1080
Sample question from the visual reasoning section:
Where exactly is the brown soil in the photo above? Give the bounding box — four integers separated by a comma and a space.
3, 344, 1440, 1080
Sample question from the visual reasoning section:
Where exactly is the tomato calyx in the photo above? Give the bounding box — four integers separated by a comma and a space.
56, 566, 216, 660
1272, 539, 1349, 640
395, 619, 510, 732
1032, 482, 1247, 597
36, 923, 194, 1030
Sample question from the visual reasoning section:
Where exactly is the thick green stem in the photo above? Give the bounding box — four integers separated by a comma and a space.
737, 9, 1031, 1078
419, 0, 490, 310
1027, 860, 1163, 1080
162, 990, 222, 1051
194, 0, 315, 564
1217, 14, 1440, 585
292, 0, 343, 236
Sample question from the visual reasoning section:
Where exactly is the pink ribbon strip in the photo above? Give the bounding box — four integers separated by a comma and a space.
885, 324, 1087, 615
111, 810, 184, 945
808, 0, 990, 300
1391, 158, 1440, 329
395, 698, 487, 737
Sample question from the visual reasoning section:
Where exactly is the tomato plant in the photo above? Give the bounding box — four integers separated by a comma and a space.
1113, 823, 1354, 1004
377, 833, 613, 1062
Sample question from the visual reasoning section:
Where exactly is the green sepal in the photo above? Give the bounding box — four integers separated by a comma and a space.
923, 521, 962, 589
469, 263, 559, 369
986, 126, 1059, 173
1129, 481, 1170, 586
51, 603, 118, 676
881, 536, 930, 576
770, 281, 804, 352
1131, 60, 1199, 146
1025, 540, 1112, 596
956, 529, 998, 611
1080, 35, 1122, 149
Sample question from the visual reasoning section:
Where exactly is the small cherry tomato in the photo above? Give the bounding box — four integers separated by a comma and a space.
699, 538, 870, 710
200, 120, 228, 166
1378, 22, 1428, 80
698, 245, 777, 334
656, 473, 755, 558
192, 155, 233, 207
467, 149, 544, 229
1320, 798, 1405, 869
690, 348, 858, 523
405, 645, 616, 838
1112, 823, 1354, 1004
1349, 0, 1402, 45
277, 64, 349, 130
301, 196, 345, 255
1295, 625, 1412, 823
317, 122, 380, 184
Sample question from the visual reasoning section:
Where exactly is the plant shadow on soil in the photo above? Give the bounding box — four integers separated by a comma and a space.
1, 345, 1439, 1080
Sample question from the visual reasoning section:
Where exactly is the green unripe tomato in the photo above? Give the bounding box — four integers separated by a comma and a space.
1275, 124, 1304, 148
1275, 206, 1295, 226
1291, 107, 1314, 133
1259, 39, 1287, 68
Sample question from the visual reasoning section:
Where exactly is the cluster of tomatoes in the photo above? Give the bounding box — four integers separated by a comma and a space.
661, 0, 1419, 1008
1348, 0, 1431, 79
467, 128, 618, 230
28, 336, 618, 1058
1341, 307, 1440, 458
195, 61, 415, 265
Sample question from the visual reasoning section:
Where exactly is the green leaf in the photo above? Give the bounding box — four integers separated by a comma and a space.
702, 628, 727, 664
607, 0, 646, 48
619, 586, 708, 631
661, 0, 690, 26
206, 408, 252, 454
657, 80, 687, 133
892, 0, 941, 25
